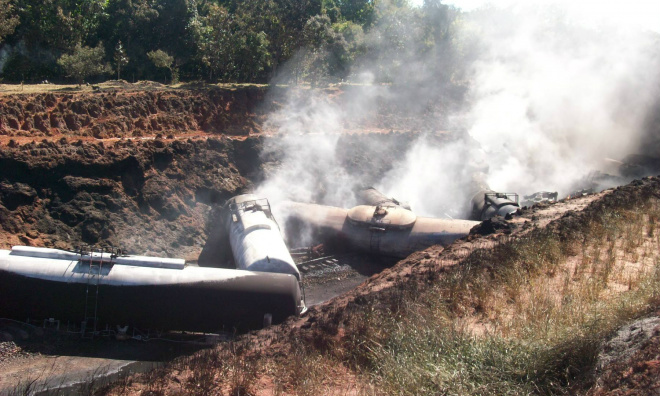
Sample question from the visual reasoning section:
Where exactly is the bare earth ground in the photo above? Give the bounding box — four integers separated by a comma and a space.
0, 84, 659, 395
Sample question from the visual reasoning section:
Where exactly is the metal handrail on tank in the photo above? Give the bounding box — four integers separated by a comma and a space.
484, 192, 519, 205
229, 198, 277, 223
229, 198, 273, 217
75, 245, 122, 263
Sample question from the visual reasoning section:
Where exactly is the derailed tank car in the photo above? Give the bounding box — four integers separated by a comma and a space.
281, 201, 479, 258
0, 246, 304, 333
356, 187, 411, 210
225, 195, 301, 280
465, 174, 520, 221
469, 190, 520, 221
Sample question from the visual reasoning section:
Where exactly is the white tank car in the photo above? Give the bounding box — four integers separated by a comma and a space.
226, 195, 301, 280
0, 246, 304, 332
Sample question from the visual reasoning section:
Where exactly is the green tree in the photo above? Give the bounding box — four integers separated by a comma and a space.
151, 0, 196, 75
114, 40, 129, 80
99, 0, 159, 80
57, 43, 111, 84
197, 4, 271, 82
13, 0, 105, 51
231, 0, 321, 79
298, 14, 352, 85
0, 0, 20, 43
147, 49, 174, 83
337, 0, 375, 25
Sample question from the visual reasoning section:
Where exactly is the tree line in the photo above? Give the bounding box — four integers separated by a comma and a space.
0, 0, 461, 85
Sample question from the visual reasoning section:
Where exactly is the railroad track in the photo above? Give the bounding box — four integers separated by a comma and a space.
296, 255, 352, 274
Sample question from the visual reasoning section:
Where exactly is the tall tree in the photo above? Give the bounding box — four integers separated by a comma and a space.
114, 40, 129, 80
0, 0, 20, 43
337, 0, 374, 25
298, 14, 353, 85
197, 4, 271, 82
99, 0, 159, 80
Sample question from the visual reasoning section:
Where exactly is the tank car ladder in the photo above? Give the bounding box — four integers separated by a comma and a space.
82, 246, 104, 339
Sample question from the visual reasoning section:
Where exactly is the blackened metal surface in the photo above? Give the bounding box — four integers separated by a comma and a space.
469, 189, 520, 221
0, 269, 300, 332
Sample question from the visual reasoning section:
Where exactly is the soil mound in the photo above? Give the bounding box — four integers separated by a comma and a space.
469, 215, 516, 236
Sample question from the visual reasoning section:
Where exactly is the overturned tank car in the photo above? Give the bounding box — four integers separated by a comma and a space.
0, 194, 307, 334
281, 201, 478, 258
0, 246, 303, 333
465, 175, 520, 221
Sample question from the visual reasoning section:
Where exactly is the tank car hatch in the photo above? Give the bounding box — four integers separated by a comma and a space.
347, 205, 417, 229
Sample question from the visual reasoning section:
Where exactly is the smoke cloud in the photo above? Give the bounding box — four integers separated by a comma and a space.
460, 4, 660, 195
257, 1, 660, 221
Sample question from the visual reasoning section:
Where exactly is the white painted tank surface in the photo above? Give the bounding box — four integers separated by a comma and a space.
0, 246, 303, 332
226, 195, 301, 280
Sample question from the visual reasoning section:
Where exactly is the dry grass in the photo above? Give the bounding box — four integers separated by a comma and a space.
342, 199, 660, 395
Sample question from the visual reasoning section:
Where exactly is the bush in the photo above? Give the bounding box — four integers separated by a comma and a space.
57, 43, 111, 84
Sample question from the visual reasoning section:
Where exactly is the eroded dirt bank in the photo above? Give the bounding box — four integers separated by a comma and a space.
0, 83, 439, 143
0, 132, 420, 258
0, 137, 251, 258
0, 86, 268, 140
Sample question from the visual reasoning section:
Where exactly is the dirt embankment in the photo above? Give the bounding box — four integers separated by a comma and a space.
0, 87, 269, 140
0, 130, 419, 258
0, 137, 258, 258
212, 176, 660, 395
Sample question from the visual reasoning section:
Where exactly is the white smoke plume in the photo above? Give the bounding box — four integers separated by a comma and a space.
255, 81, 381, 208
258, 0, 660, 221
460, 3, 660, 195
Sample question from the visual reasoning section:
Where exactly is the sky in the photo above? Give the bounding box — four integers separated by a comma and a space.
420, 0, 660, 33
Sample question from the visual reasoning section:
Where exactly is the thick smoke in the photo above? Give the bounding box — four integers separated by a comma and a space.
460, 4, 660, 195
255, 72, 391, 209
258, 1, 660, 222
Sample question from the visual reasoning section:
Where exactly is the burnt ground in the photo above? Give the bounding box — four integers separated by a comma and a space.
1, 84, 659, 395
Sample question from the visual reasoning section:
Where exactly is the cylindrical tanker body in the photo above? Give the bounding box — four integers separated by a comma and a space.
281, 202, 478, 258
0, 247, 302, 332
469, 190, 520, 221
356, 187, 411, 210
226, 195, 301, 280
465, 173, 520, 221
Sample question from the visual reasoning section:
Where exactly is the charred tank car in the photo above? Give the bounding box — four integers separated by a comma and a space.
0, 246, 303, 333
